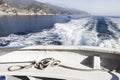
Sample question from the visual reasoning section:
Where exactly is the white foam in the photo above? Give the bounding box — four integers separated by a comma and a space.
53, 18, 99, 45
107, 17, 120, 29
0, 17, 120, 50
53, 17, 120, 49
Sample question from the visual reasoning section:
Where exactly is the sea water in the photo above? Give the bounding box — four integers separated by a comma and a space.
0, 15, 120, 80
0, 15, 120, 49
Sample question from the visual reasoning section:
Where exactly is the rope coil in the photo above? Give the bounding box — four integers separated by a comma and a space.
7, 58, 61, 71
34, 58, 61, 70
0, 58, 110, 72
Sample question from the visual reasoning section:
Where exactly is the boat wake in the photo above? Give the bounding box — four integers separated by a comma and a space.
0, 16, 120, 49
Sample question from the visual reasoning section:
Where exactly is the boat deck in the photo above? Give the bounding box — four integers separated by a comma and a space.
0, 46, 120, 80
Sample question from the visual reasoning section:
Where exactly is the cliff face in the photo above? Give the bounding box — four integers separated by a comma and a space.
0, 3, 17, 15
0, 0, 57, 15
0, 0, 90, 15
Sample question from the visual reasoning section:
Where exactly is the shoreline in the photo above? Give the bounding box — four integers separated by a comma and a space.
0, 12, 60, 16
0, 12, 73, 16
0, 13, 78, 17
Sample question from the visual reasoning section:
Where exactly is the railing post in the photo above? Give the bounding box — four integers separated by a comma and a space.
93, 56, 101, 69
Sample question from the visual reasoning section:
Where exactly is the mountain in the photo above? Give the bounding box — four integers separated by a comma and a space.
46, 3, 89, 15
1, 0, 90, 15
2, 0, 58, 15
3, 0, 36, 6
0, 0, 4, 4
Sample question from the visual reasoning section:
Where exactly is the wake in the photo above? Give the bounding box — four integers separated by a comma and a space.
0, 16, 120, 50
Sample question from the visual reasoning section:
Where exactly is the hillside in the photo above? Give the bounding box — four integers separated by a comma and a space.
0, 0, 90, 15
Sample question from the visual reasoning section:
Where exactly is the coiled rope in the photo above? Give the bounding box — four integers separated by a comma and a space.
0, 58, 110, 72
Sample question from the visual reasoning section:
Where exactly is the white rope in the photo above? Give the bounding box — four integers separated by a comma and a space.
34, 58, 61, 70
6, 58, 60, 71
0, 58, 111, 72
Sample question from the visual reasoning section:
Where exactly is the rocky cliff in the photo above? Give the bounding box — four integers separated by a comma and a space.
0, 0, 90, 15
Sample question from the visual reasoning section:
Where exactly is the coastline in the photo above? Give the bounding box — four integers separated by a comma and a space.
0, 3, 59, 16
0, 10, 60, 16
0, 12, 62, 17
0, 3, 89, 16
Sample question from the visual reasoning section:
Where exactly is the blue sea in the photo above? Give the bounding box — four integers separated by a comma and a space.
0, 15, 120, 79
0, 15, 120, 49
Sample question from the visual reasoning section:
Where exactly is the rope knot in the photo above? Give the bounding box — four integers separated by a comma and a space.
35, 58, 61, 70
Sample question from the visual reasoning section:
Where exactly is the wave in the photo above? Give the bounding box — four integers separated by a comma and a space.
53, 17, 99, 46
0, 16, 120, 50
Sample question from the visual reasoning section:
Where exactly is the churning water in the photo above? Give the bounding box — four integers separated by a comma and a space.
0, 15, 120, 49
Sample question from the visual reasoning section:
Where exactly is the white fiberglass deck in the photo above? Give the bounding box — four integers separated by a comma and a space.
0, 46, 120, 80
